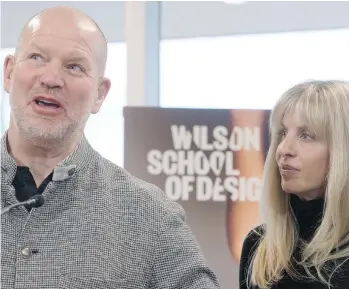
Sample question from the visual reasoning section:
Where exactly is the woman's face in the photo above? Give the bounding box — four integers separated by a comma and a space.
275, 110, 329, 200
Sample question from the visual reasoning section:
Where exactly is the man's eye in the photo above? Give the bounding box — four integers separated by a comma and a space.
68, 64, 84, 72
29, 54, 43, 61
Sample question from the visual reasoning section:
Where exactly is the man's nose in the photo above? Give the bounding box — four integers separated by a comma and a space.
39, 61, 64, 89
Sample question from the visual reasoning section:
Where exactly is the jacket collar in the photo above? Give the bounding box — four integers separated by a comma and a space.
1, 130, 94, 183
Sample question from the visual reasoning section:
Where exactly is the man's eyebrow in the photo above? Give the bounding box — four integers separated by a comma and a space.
65, 55, 90, 63
27, 44, 91, 62
22, 43, 45, 53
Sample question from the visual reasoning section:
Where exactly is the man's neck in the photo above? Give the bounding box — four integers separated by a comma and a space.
7, 129, 82, 187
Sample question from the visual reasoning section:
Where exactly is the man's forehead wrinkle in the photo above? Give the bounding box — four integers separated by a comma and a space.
16, 6, 108, 75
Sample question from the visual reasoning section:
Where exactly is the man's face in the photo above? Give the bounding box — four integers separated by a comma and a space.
3, 15, 110, 145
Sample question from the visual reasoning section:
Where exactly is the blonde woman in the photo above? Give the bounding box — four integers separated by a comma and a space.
239, 80, 349, 289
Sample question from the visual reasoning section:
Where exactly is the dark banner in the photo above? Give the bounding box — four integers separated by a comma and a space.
123, 107, 270, 289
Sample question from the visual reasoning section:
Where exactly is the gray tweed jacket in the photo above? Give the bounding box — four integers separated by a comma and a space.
1, 133, 220, 289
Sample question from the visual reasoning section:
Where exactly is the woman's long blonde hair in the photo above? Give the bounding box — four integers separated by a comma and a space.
248, 80, 349, 288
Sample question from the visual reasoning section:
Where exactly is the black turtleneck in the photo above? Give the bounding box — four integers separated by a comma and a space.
289, 194, 324, 241
239, 194, 349, 289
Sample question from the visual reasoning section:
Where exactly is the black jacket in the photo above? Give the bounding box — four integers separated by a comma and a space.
239, 194, 349, 289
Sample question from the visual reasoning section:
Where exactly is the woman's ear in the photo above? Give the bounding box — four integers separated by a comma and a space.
91, 77, 111, 114
3, 55, 16, 93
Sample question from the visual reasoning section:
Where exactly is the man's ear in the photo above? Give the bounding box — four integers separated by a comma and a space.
91, 77, 111, 114
3, 55, 16, 93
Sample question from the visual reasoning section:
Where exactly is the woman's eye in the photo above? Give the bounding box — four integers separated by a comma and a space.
300, 133, 315, 140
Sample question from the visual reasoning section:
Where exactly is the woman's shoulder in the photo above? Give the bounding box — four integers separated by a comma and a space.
240, 224, 265, 268
241, 224, 265, 255
239, 224, 265, 289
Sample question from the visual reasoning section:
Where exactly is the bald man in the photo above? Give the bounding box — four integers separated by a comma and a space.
1, 7, 220, 289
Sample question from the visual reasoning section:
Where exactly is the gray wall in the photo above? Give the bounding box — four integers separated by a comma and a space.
2, 1, 349, 48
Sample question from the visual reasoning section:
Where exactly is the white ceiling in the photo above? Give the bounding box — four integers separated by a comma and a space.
2, 1, 349, 48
